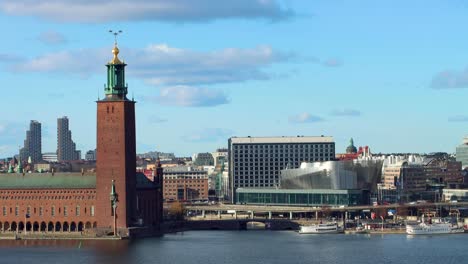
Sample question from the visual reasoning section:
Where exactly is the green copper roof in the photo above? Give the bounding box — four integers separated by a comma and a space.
0, 173, 96, 189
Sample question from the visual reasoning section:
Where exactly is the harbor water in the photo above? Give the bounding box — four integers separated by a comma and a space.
0, 231, 467, 264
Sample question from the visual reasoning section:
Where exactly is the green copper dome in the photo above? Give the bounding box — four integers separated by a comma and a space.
346, 138, 357, 154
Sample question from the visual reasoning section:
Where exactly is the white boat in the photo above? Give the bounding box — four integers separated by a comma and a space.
299, 223, 342, 234
406, 222, 452, 235
406, 216, 463, 235
345, 226, 369, 234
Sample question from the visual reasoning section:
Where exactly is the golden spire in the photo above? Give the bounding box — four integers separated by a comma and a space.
109, 29, 123, 64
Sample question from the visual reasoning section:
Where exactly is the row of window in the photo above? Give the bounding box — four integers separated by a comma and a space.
233, 144, 334, 150
235, 152, 332, 158
0, 196, 96, 200
1, 205, 95, 217
164, 180, 207, 183
0, 190, 95, 195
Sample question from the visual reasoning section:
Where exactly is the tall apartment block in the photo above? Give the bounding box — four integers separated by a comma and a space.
57, 116, 80, 161
20, 120, 42, 163
228, 136, 335, 202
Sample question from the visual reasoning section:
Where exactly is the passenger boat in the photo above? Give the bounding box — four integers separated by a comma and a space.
406, 216, 463, 235
299, 223, 342, 234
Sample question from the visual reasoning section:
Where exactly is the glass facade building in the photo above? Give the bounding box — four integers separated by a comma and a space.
236, 188, 364, 206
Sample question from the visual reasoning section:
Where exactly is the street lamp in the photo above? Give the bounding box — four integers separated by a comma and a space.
110, 180, 118, 237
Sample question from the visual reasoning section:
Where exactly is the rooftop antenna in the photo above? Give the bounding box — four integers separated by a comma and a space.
108, 29, 123, 46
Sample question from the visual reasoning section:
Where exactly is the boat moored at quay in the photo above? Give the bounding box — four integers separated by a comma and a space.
299, 223, 343, 234
406, 216, 464, 235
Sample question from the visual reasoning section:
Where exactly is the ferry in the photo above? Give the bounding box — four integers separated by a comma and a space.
406, 217, 463, 235
299, 223, 343, 234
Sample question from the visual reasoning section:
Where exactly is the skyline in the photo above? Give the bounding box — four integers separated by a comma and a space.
1, 0, 467, 157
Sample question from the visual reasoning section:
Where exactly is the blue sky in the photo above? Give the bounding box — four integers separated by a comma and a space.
0, 0, 467, 157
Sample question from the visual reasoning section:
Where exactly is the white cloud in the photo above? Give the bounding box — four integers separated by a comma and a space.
288, 113, 324, 123
331, 109, 361, 117
11, 44, 291, 86
37, 30, 67, 45
0, 0, 294, 23
147, 86, 229, 107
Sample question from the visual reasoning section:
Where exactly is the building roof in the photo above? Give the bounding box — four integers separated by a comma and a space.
0, 173, 96, 189
229, 136, 334, 144
0, 172, 158, 190
236, 188, 362, 194
136, 172, 158, 189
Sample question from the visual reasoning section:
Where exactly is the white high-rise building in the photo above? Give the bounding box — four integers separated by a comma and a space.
228, 136, 335, 202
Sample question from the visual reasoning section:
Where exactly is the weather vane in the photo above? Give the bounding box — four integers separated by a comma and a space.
108, 30, 123, 45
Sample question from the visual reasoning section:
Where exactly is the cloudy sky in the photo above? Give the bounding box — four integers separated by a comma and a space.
0, 0, 467, 157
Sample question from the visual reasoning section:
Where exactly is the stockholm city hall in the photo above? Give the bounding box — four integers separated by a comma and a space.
0, 41, 163, 238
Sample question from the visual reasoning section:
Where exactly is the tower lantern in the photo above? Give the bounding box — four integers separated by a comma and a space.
105, 30, 127, 99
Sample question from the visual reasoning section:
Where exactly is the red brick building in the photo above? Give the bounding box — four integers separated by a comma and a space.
163, 167, 209, 202
0, 43, 163, 237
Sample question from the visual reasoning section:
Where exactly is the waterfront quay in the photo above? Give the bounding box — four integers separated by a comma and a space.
180, 202, 468, 232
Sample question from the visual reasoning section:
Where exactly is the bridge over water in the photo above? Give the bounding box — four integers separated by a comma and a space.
185, 202, 468, 220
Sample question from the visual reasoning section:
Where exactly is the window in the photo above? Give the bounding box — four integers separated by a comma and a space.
27, 206, 31, 216
91, 206, 95, 217
51, 206, 55, 216
76, 206, 80, 216
15, 206, 19, 216
39, 207, 43, 216
64, 206, 68, 216
2, 206, 6, 216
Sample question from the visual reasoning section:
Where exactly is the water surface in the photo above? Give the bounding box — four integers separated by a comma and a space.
0, 231, 466, 264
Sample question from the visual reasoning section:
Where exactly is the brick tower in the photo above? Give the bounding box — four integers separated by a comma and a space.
96, 42, 136, 233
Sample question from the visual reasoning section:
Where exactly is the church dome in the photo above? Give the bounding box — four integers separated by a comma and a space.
346, 138, 357, 154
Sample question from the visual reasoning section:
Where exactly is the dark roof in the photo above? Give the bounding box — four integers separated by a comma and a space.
136, 172, 157, 189
0, 173, 96, 189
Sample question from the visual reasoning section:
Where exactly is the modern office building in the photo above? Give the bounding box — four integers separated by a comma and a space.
19, 120, 42, 163
228, 136, 335, 202
456, 136, 468, 169
57, 117, 80, 161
